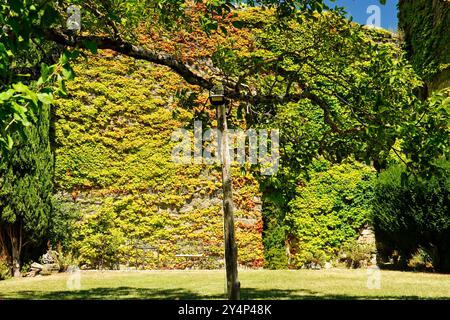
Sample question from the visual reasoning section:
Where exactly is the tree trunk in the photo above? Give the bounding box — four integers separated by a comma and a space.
217, 103, 240, 300
11, 245, 21, 277
8, 224, 22, 277
0, 227, 8, 259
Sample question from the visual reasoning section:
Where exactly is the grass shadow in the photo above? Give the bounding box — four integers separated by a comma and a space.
0, 287, 220, 300
1, 286, 445, 300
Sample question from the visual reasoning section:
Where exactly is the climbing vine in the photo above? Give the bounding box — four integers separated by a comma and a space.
54, 54, 264, 269
399, 0, 450, 86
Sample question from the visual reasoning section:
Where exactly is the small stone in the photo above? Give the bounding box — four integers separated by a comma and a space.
370, 254, 377, 266
26, 270, 37, 277
42, 249, 59, 264
30, 262, 43, 271
41, 263, 60, 275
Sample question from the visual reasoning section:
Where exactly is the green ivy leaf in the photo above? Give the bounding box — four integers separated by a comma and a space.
37, 93, 54, 105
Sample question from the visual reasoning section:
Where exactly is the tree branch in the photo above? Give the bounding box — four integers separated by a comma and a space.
43, 28, 360, 136
43, 28, 214, 90
82, 3, 120, 39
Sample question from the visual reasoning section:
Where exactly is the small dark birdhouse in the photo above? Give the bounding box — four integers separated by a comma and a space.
209, 84, 225, 106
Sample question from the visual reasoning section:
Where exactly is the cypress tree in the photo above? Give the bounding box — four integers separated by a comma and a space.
0, 103, 53, 277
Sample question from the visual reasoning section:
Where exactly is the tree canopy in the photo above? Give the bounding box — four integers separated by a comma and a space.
1, 0, 448, 176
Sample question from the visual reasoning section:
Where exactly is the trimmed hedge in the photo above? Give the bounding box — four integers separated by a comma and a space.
372, 161, 450, 271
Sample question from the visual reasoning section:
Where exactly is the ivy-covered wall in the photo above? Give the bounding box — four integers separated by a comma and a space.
54, 52, 264, 269
398, 0, 450, 91
286, 159, 375, 267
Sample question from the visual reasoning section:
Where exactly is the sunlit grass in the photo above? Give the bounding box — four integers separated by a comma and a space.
1, 269, 450, 300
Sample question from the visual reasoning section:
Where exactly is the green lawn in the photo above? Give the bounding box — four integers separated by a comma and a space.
1, 269, 450, 300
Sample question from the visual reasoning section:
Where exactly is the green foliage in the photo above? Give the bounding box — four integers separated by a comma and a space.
0, 0, 76, 153
0, 258, 11, 280
20, 260, 33, 274
398, 0, 450, 82
400, 88, 450, 176
55, 54, 264, 269
0, 102, 53, 251
262, 202, 288, 269
0, 76, 57, 154
73, 201, 126, 269
48, 194, 82, 250
285, 158, 375, 267
55, 250, 79, 273
372, 161, 450, 271
301, 250, 327, 268
407, 247, 434, 272
339, 240, 375, 269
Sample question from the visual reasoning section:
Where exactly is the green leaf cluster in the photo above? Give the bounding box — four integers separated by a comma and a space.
285, 158, 375, 267
373, 160, 450, 271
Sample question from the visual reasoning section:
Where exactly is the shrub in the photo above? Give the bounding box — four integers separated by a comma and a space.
55, 243, 79, 272
300, 250, 327, 269
339, 241, 376, 269
262, 203, 289, 269
286, 158, 375, 268
21, 260, 33, 274
0, 258, 11, 280
72, 202, 125, 269
48, 195, 82, 250
372, 161, 450, 272
407, 247, 434, 272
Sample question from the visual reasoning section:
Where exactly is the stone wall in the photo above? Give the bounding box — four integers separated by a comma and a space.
54, 53, 264, 269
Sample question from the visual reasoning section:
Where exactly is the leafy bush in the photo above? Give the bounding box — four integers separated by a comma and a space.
262, 223, 288, 269
21, 260, 33, 274
373, 161, 450, 271
262, 202, 289, 269
48, 195, 82, 250
0, 258, 11, 280
407, 247, 434, 272
55, 243, 79, 272
72, 202, 126, 269
286, 158, 375, 268
301, 250, 327, 269
339, 241, 376, 269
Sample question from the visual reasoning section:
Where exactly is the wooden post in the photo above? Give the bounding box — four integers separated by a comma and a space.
217, 103, 240, 300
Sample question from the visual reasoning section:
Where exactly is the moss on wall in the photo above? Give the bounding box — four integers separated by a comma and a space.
398, 0, 450, 90
54, 52, 264, 269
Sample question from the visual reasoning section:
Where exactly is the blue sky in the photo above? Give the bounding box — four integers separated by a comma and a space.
325, 0, 399, 31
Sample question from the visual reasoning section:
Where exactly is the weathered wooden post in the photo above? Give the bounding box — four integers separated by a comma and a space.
209, 84, 240, 300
